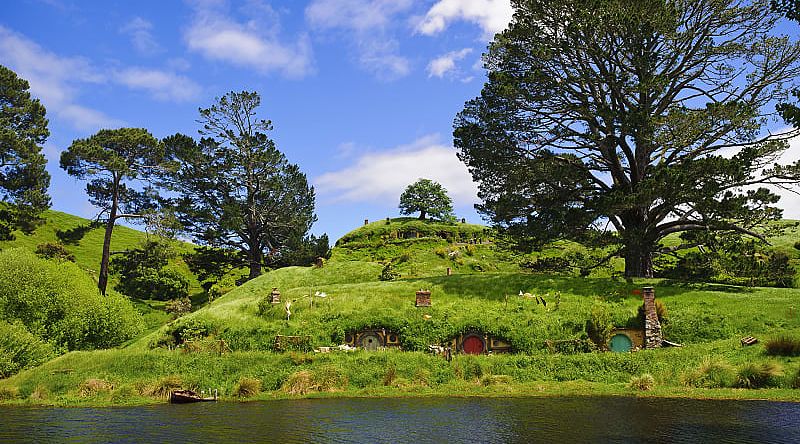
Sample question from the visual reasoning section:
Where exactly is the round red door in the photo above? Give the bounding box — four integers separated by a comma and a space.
462, 335, 484, 355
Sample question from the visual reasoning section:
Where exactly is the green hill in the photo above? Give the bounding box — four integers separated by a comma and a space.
2, 216, 800, 405
0, 210, 201, 296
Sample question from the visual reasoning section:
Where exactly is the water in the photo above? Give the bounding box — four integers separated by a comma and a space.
1, 397, 799, 443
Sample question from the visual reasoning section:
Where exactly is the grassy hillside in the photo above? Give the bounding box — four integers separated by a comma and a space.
3, 217, 800, 405
0, 210, 201, 297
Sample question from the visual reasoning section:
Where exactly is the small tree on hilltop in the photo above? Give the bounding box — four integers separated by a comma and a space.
399, 178, 454, 221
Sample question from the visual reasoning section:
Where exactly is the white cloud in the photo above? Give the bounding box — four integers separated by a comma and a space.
305, 0, 412, 80
306, 0, 412, 32
120, 17, 162, 55
113, 68, 201, 102
0, 25, 119, 130
185, 0, 314, 78
427, 48, 472, 78
417, 0, 513, 37
315, 134, 479, 205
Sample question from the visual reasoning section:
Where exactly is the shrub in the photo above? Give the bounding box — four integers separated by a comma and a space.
78, 379, 114, 397
793, 368, 800, 389
110, 241, 189, 300
628, 373, 655, 391
379, 263, 400, 281
0, 387, 19, 400
764, 335, 800, 357
585, 303, 614, 347
168, 318, 213, 345
681, 357, 735, 388
35, 242, 75, 262
140, 375, 182, 399
234, 377, 262, 398
481, 375, 512, 386
735, 362, 783, 389
165, 298, 192, 317
0, 321, 55, 378
0, 249, 142, 350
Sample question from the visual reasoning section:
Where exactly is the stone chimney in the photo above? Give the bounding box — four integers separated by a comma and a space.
642, 287, 662, 348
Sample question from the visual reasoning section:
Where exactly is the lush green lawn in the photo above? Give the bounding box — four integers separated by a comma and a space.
2, 215, 800, 406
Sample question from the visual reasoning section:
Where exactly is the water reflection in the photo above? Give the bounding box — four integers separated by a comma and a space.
1, 397, 798, 443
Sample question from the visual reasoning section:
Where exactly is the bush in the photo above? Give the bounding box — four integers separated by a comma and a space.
78, 379, 114, 397
793, 368, 800, 389
735, 362, 783, 389
234, 377, 262, 398
628, 373, 655, 391
0, 321, 55, 378
764, 335, 800, 357
585, 303, 614, 347
681, 357, 735, 388
168, 318, 213, 345
139, 375, 183, 399
111, 241, 189, 300
379, 263, 400, 281
0, 387, 19, 400
165, 298, 192, 317
35, 242, 75, 262
0, 249, 142, 350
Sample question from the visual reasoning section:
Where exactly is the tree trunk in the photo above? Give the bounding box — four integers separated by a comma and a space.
624, 246, 654, 278
98, 180, 119, 295
247, 248, 263, 280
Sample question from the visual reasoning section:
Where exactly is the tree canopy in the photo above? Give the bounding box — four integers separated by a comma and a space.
399, 178, 455, 221
0, 65, 51, 239
162, 91, 317, 280
773, 0, 800, 126
60, 128, 163, 294
454, 0, 800, 277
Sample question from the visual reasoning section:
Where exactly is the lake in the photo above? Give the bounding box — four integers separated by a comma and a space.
1, 396, 799, 443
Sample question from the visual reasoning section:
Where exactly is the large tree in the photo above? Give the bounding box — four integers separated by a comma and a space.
162, 91, 316, 280
454, 0, 800, 277
60, 128, 163, 294
773, 0, 800, 126
399, 178, 455, 221
0, 65, 51, 239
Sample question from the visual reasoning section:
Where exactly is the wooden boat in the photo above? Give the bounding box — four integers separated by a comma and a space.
170, 390, 217, 404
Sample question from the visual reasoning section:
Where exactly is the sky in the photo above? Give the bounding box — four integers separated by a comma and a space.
2, 0, 799, 243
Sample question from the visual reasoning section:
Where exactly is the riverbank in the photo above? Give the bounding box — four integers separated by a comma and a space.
2, 342, 798, 407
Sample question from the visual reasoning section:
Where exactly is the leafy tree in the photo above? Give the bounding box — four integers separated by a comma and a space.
454, 0, 800, 277
0, 65, 51, 239
268, 233, 330, 268
162, 91, 316, 281
773, 0, 800, 126
60, 128, 164, 294
399, 178, 455, 221
110, 240, 189, 301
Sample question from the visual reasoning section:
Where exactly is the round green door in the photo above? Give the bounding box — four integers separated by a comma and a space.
609, 334, 633, 352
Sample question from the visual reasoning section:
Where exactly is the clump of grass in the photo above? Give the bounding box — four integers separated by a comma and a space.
284, 352, 313, 366
681, 357, 736, 388
792, 368, 800, 389
283, 370, 316, 395
628, 373, 655, 391
282, 367, 348, 395
764, 335, 800, 357
382, 365, 397, 386
234, 377, 262, 398
735, 362, 783, 389
0, 386, 19, 400
481, 375, 512, 386
139, 375, 182, 398
454, 356, 484, 381
78, 378, 114, 397
30, 385, 49, 402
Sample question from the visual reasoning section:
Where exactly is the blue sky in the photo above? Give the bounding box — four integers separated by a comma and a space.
2, 0, 799, 243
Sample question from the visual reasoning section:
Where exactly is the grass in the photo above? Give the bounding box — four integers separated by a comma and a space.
0, 210, 202, 296
3, 215, 800, 405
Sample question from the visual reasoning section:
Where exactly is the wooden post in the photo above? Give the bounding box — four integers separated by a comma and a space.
446, 267, 452, 276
